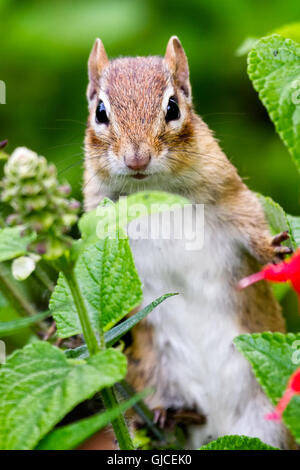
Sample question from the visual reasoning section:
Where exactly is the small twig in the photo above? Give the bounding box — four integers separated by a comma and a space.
55, 337, 63, 347
42, 321, 56, 341
0, 139, 8, 149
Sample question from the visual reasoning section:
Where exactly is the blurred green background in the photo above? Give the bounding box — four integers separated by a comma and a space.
0, 0, 299, 211
0, 0, 300, 328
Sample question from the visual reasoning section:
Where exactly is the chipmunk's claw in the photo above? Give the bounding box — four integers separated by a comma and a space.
274, 245, 293, 255
271, 231, 293, 262
153, 407, 167, 429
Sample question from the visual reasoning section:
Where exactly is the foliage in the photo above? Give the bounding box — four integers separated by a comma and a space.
0, 344, 126, 450
1, 6, 300, 451
1, 147, 80, 259
199, 435, 277, 450
248, 35, 300, 172
50, 236, 143, 337
37, 390, 149, 450
230, 21, 300, 450
0, 172, 185, 449
234, 333, 300, 404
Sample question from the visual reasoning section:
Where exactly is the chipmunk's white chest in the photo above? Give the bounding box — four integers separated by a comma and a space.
128, 206, 246, 416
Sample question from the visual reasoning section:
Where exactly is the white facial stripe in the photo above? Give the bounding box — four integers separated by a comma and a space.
98, 90, 111, 117
94, 88, 121, 136
162, 85, 175, 112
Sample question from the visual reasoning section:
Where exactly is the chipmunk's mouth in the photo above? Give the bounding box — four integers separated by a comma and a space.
131, 173, 148, 180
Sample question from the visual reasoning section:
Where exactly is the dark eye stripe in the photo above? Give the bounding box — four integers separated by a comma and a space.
95, 100, 109, 124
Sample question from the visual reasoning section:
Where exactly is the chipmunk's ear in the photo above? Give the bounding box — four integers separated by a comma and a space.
87, 38, 109, 102
165, 36, 191, 99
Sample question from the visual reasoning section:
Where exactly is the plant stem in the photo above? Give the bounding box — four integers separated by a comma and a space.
116, 380, 165, 442
64, 269, 100, 356
0, 262, 37, 317
34, 264, 54, 292
101, 387, 134, 450
62, 262, 134, 450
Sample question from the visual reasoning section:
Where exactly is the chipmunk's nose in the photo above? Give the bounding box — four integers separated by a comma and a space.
124, 154, 151, 171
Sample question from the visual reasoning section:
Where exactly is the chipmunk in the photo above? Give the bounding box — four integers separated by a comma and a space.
83, 36, 295, 449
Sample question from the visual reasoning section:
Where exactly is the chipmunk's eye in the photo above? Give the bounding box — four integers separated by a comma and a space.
165, 97, 180, 122
95, 101, 109, 124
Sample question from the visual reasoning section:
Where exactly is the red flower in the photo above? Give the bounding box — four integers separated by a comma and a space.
265, 368, 300, 421
237, 249, 300, 297
238, 251, 300, 421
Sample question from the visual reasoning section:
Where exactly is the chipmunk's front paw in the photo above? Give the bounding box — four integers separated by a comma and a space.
271, 231, 293, 263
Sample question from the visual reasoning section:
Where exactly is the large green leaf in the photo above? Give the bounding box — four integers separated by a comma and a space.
0, 343, 127, 450
50, 234, 143, 338
248, 35, 300, 171
199, 435, 277, 450
72, 191, 189, 258
0, 227, 36, 262
36, 390, 148, 450
287, 214, 300, 247
234, 333, 300, 444
283, 396, 300, 444
234, 333, 300, 403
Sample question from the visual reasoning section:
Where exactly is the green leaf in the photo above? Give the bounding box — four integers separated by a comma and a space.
0, 343, 127, 449
248, 35, 300, 171
0, 310, 50, 337
274, 22, 300, 44
64, 293, 177, 358
199, 435, 277, 450
235, 37, 259, 57
105, 293, 177, 347
287, 214, 300, 247
63, 292, 177, 367
235, 333, 300, 444
257, 194, 296, 249
64, 344, 89, 360
73, 191, 189, 258
36, 389, 149, 450
234, 332, 300, 403
271, 283, 290, 302
0, 227, 36, 262
283, 396, 300, 444
236, 22, 300, 58
51, 235, 143, 338
257, 194, 300, 300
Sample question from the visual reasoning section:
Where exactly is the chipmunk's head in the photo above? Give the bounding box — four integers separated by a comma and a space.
85, 36, 207, 195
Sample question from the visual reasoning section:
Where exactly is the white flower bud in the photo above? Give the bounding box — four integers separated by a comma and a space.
6, 147, 38, 179
12, 256, 36, 281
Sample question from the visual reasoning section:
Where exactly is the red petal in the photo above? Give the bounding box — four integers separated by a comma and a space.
289, 368, 300, 392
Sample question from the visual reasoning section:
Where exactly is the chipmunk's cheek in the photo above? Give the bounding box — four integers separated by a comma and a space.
105, 148, 123, 174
